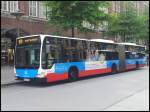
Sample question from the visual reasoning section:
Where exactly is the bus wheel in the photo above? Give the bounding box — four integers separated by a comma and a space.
68, 67, 79, 81
112, 64, 117, 74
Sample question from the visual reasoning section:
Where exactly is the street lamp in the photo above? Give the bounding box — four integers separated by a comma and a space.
10, 10, 24, 37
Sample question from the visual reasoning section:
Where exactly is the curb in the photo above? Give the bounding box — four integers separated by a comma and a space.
1, 81, 22, 87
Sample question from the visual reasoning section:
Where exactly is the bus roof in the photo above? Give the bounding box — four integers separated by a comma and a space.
98, 50, 117, 52
118, 42, 136, 46
17, 34, 40, 39
17, 34, 88, 41
17, 34, 117, 44
118, 42, 145, 47
90, 39, 115, 44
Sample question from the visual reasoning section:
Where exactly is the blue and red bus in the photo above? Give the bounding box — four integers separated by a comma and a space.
117, 43, 146, 70
14, 35, 146, 83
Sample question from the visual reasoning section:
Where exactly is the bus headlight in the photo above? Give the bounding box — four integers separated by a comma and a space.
36, 72, 47, 78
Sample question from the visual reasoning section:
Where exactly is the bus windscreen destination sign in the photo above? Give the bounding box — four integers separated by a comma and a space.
17, 37, 40, 46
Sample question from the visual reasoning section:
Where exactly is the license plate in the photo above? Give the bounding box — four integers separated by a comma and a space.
24, 79, 30, 82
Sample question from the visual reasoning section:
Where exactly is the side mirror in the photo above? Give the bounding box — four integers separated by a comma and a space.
46, 45, 51, 53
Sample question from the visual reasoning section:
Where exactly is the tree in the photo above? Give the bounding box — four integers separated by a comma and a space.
135, 15, 148, 40
106, 12, 120, 39
141, 6, 149, 53
106, 1, 149, 42
45, 1, 110, 37
139, 6, 149, 40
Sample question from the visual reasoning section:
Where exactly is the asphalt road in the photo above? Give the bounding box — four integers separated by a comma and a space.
1, 67, 149, 111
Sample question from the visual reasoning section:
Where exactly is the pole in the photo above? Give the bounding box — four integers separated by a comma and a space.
16, 17, 20, 37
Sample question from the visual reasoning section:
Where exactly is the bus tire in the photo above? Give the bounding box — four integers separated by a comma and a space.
136, 62, 139, 69
111, 64, 117, 74
68, 67, 79, 81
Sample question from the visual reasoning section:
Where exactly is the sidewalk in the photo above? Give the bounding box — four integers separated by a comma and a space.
104, 88, 149, 111
1, 66, 19, 85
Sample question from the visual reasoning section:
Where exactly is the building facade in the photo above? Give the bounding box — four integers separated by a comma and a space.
1, 1, 103, 66
1, 1, 149, 66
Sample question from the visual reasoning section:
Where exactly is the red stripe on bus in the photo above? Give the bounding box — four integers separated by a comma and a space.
46, 64, 145, 83
126, 64, 136, 70
79, 68, 111, 77
139, 64, 146, 67
126, 64, 146, 70
46, 68, 112, 82
46, 73, 68, 82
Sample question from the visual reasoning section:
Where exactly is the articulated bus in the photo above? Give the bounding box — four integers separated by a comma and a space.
14, 35, 146, 83
117, 43, 146, 71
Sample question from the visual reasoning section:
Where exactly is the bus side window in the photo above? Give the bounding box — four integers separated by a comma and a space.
63, 39, 71, 62
99, 52, 106, 61
105, 52, 111, 60
83, 51, 87, 60
70, 39, 81, 62
126, 52, 131, 59
82, 41, 88, 61
112, 52, 119, 60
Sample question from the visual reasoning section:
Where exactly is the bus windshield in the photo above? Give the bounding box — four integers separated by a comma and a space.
15, 36, 41, 69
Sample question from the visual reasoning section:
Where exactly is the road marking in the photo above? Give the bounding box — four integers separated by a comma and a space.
102, 87, 149, 111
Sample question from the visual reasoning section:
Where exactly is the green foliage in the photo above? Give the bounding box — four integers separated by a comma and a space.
44, 1, 110, 37
106, 1, 149, 42
106, 13, 120, 36
135, 15, 148, 39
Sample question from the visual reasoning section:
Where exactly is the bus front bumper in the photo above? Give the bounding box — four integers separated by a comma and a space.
15, 77, 47, 83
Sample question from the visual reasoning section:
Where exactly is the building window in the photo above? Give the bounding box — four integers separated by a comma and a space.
10, 1, 18, 12
1, 1, 9, 11
39, 2, 46, 19
46, 6, 52, 19
29, 1, 47, 19
29, 1, 38, 17
136, 2, 140, 15
116, 1, 120, 13
112, 1, 121, 13
112, 1, 116, 12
